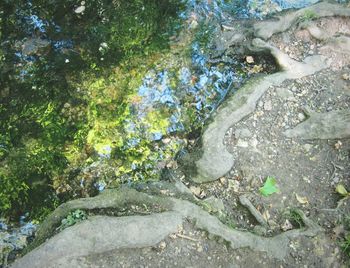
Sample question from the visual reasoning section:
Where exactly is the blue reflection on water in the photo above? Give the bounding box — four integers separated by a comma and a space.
272, 0, 319, 9
53, 40, 74, 50
133, 39, 241, 141
94, 181, 106, 192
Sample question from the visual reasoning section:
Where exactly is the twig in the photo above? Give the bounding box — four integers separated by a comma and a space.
331, 161, 344, 170
176, 234, 198, 242
239, 195, 268, 227
329, 162, 337, 181
318, 196, 350, 211
329, 161, 344, 181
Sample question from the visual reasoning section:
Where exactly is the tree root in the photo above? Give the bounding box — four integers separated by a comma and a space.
254, 2, 350, 40
192, 38, 328, 183
25, 186, 322, 261
239, 195, 268, 227
190, 1, 350, 184
284, 109, 350, 139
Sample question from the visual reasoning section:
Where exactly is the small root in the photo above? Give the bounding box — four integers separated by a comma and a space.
239, 195, 268, 227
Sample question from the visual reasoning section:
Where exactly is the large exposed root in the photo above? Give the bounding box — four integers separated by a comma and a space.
192, 43, 328, 183
14, 186, 321, 267
284, 109, 350, 139
191, 2, 350, 183
254, 2, 350, 40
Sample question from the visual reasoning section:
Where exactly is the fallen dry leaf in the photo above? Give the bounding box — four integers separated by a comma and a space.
262, 210, 270, 222
295, 193, 309, 204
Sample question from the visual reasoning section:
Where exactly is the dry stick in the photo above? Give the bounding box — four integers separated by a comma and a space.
176, 234, 198, 242
319, 196, 350, 212
239, 195, 268, 227
329, 161, 345, 181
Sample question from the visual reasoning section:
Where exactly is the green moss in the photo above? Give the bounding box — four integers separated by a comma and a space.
299, 9, 318, 23
0, 0, 185, 218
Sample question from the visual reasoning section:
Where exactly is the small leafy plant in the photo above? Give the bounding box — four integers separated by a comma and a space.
299, 10, 318, 22
259, 176, 279, 197
59, 209, 87, 231
335, 184, 350, 198
287, 209, 304, 228
341, 234, 350, 257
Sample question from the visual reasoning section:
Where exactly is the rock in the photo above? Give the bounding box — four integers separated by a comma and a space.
219, 177, 227, 185
281, 220, 293, 231
190, 186, 202, 197
290, 86, 297, 92
334, 141, 342, 150
228, 180, 240, 193
307, 25, 329, 41
74, 5, 86, 14
202, 196, 225, 213
22, 38, 50, 55
236, 139, 249, 148
297, 113, 306, 121
263, 100, 273, 111
158, 241, 167, 251
246, 56, 255, 64
342, 73, 350, 80
236, 128, 253, 139
331, 176, 340, 185
303, 144, 312, 152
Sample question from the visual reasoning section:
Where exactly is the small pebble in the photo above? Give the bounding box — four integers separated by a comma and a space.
263, 100, 272, 111
158, 241, 166, 250
246, 56, 254, 64
236, 139, 249, 148
298, 113, 306, 121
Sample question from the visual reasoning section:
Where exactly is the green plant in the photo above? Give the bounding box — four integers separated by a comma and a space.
339, 216, 350, 258
59, 209, 87, 230
336, 184, 350, 198
299, 10, 318, 22
285, 209, 304, 228
0, 168, 29, 212
0, 0, 185, 219
259, 176, 279, 197
341, 234, 350, 257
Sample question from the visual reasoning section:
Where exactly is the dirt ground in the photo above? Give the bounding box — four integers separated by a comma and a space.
182, 16, 350, 266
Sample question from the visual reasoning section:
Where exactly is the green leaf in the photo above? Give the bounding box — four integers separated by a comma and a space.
336, 184, 349, 197
259, 177, 279, 197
